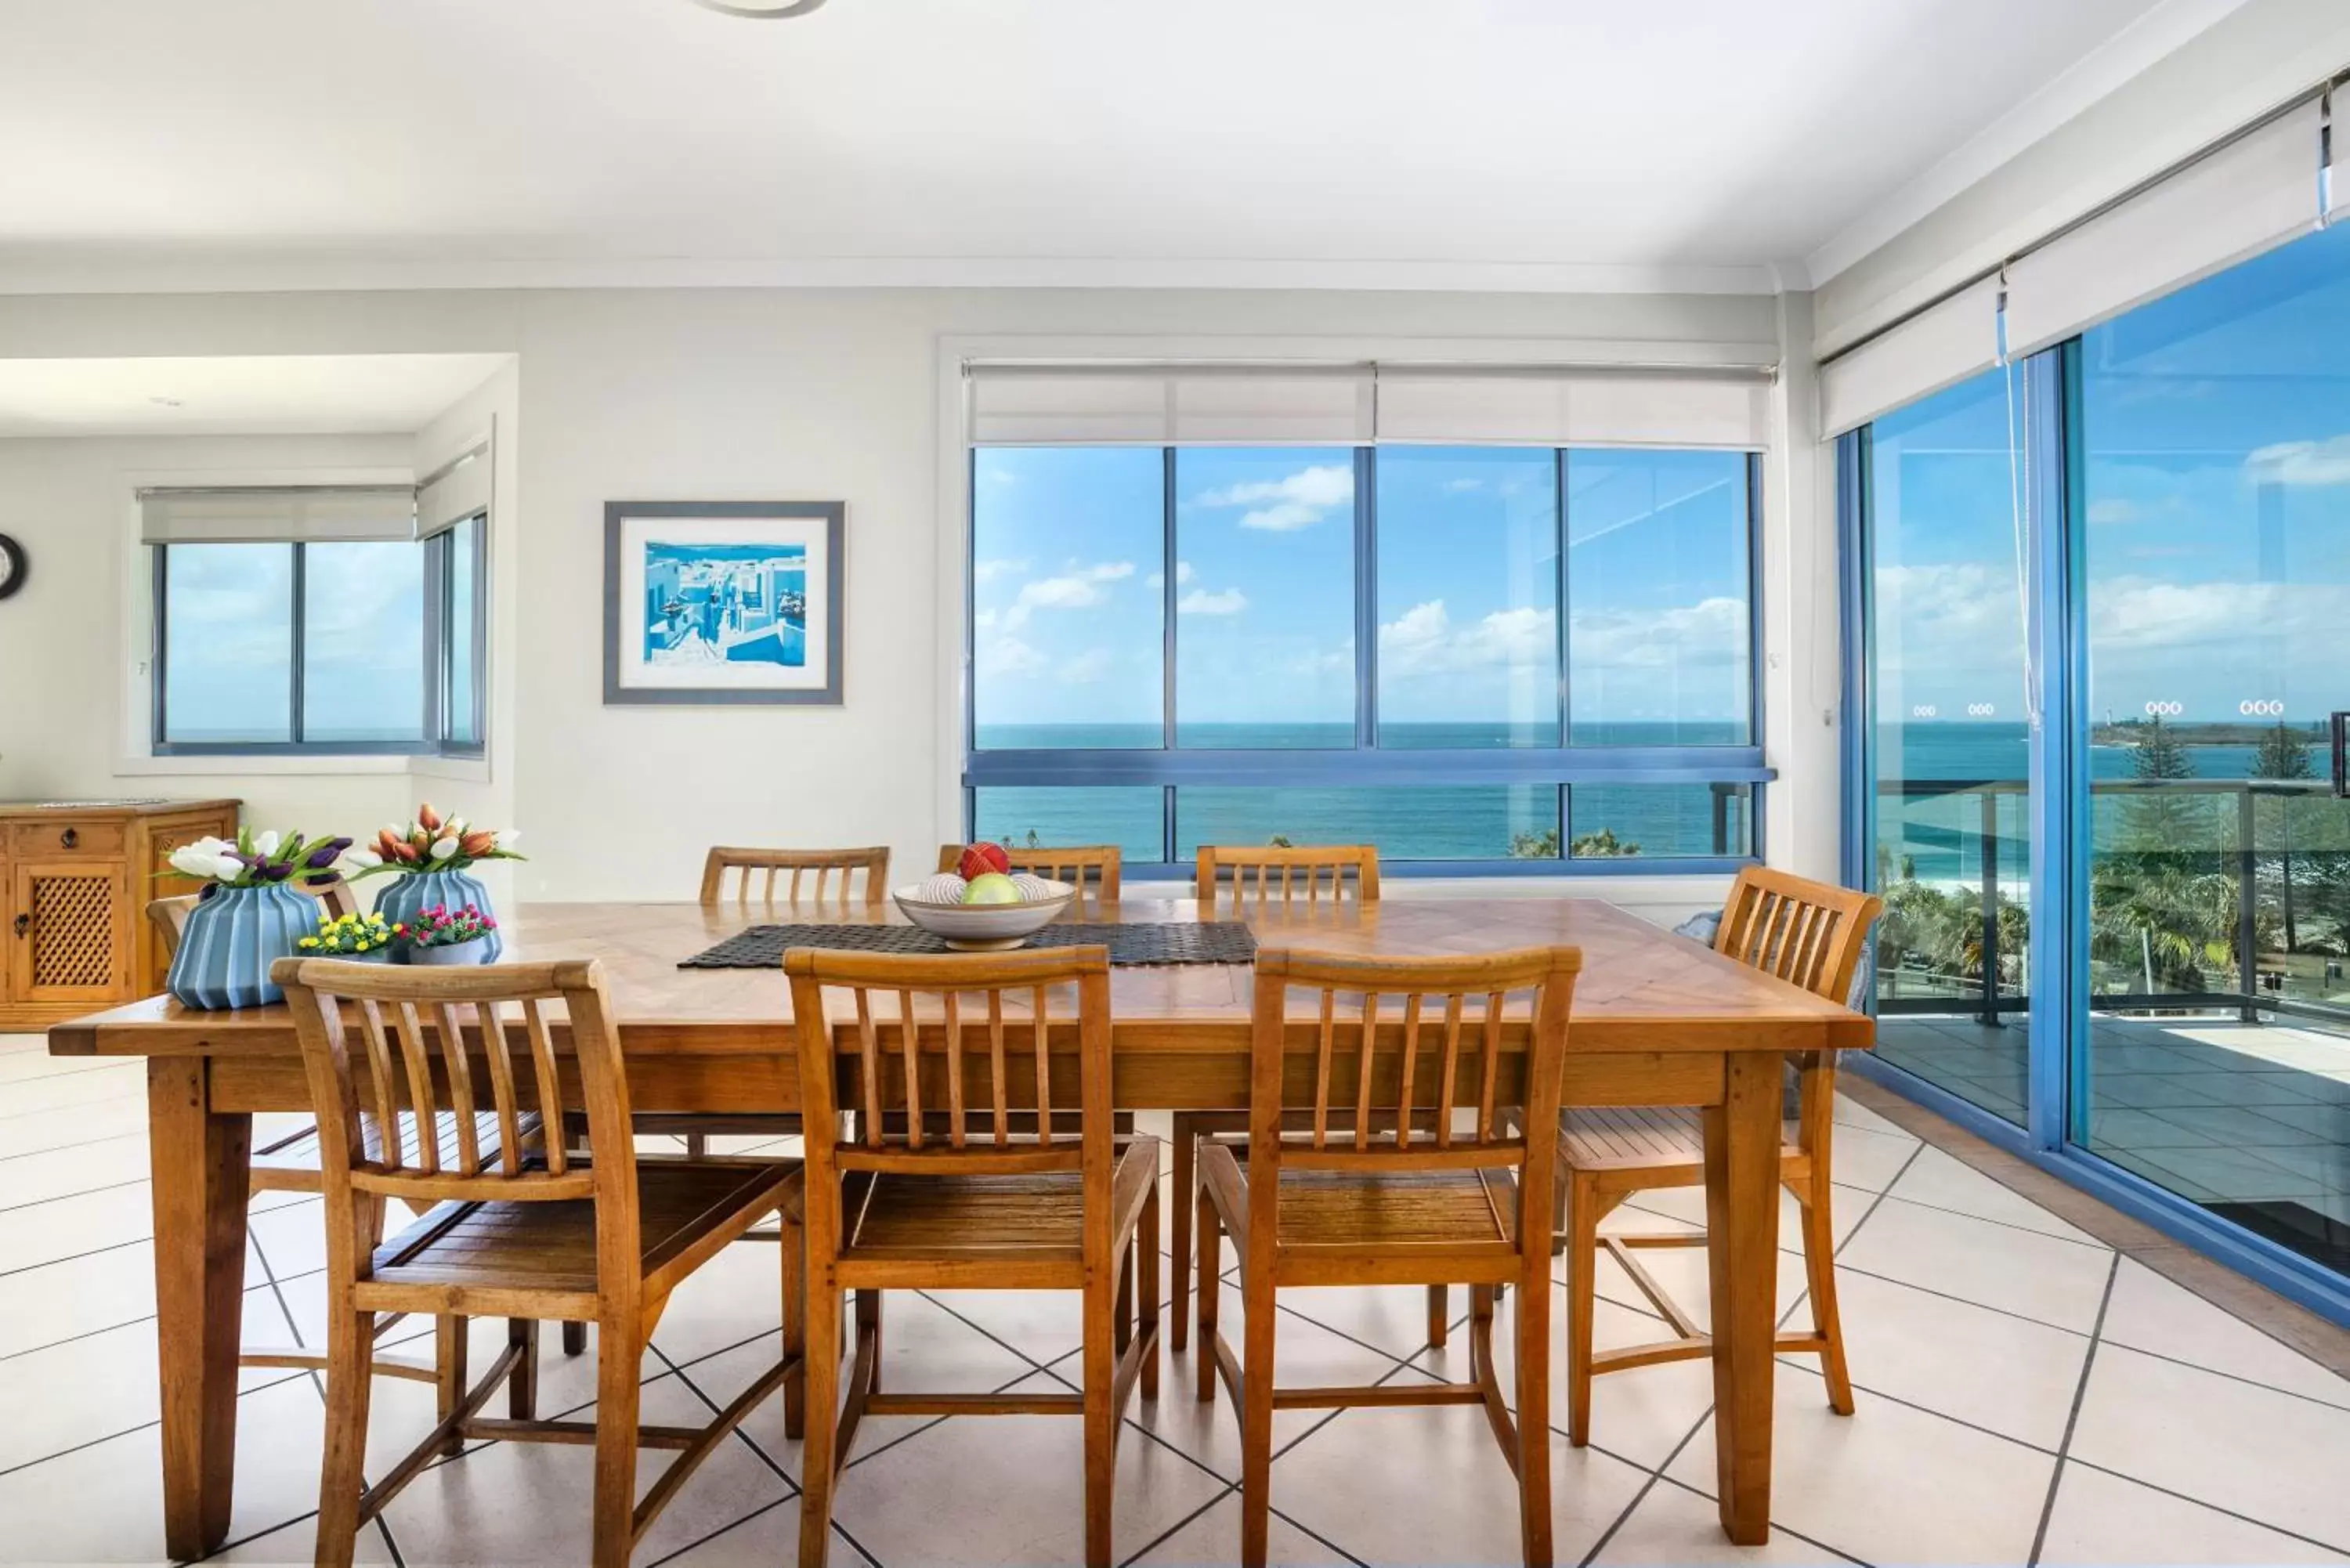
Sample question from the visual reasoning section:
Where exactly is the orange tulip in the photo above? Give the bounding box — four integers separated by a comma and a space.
458, 830, 497, 858
418, 803, 443, 833
392, 840, 421, 864
375, 829, 404, 859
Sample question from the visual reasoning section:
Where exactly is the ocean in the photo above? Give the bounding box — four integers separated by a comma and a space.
967, 719, 2336, 872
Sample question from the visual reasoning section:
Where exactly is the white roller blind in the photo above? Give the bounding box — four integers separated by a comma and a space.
967, 365, 1376, 445
2003, 99, 2323, 358
418, 435, 491, 538
139, 486, 417, 545
1373, 366, 1771, 450
1818, 276, 2004, 437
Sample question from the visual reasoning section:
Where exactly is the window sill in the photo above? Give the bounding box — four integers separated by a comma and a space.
114, 752, 488, 781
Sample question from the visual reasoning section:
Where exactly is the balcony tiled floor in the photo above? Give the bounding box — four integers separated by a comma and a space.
4, 1033, 2349, 1566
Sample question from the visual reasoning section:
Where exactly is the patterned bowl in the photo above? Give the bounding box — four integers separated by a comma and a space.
891, 880, 1076, 951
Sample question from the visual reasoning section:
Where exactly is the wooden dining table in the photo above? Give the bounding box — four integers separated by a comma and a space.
48, 894, 1871, 1559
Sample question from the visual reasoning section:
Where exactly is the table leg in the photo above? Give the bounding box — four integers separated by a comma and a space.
148, 1058, 252, 1561
1703, 1051, 1780, 1545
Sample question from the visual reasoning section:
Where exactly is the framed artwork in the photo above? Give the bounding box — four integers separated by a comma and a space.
602, 500, 844, 705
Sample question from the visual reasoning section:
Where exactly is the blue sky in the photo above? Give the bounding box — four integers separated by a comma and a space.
971, 443, 1753, 738
1871, 217, 2350, 732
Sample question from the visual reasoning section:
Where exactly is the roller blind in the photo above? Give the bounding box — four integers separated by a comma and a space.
967, 365, 1376, 445
1818, 276, 2004, 438
139, 486, 417, 545
2003, 99, 2325, 359
417, 435, 491, 539
967, 362, 1773, 449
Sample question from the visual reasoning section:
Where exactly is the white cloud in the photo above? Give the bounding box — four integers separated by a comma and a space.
972, 608, 998, 630
1177, 560, 1195, 585
1005, 559, 1136, 627
2247, 436, 2350, 486
1196, 463, 1354, 531
1569, 597, 1748, 671
976, 636, 1048, 677
2087, 498, 2143, 526
2090, 575, 2339, 649
1379, 599, 1557, 675
973, 557, 1029, 583
1057, 648, 1113, 685
1177, 587, 1249, 616
1443, 478, 1485, 493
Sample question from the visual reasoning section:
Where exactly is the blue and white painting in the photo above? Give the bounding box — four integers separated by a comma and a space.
605, 504, 844, 705
642, 541, 808, 667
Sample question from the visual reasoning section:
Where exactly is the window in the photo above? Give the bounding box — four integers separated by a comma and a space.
150, 501, 487, 758
967, 442, 1765, 872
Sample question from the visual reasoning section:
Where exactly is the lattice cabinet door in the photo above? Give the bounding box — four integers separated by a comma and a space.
8, 862, 132, 1010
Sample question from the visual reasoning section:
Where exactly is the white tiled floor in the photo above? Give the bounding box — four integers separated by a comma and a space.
5, 1033, 2349, 1566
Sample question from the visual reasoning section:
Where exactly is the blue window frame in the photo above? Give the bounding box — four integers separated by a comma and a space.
966, 443, 1770, 876
151, 515, 487, 759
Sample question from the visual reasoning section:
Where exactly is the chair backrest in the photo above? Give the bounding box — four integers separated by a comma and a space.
1712, 866, 1883, 1163
937, 844, 1122, 901
1195, 844, 1379, 912
1713, 866, 1882, 1005
270, 957, 639, 1288
785, 946, 1116, 1259
150, 879, 363, 961
700, 846, 890, 909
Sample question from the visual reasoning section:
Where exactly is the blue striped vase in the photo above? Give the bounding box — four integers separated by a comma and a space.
374, 867, 503, 963
164, 883, 317, 1010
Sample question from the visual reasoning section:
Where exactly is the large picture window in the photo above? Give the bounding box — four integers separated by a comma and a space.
152, 510, 487, 757
967, 440, 1765, 873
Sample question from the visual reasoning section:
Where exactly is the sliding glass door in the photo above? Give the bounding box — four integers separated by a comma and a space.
2070, 225, 2350, 1275
1856, 369, 2034, 1125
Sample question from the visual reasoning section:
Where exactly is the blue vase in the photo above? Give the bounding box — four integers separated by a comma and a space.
165, 883, 317, 1010
374, 867, 502, 962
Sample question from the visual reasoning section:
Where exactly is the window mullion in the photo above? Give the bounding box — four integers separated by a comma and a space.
288, 542, 307, 745
1354, 444, 1377, 750
1556, 448, 1572, 751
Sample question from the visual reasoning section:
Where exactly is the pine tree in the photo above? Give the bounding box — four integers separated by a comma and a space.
2250, 721, 2316, 952
2251, 721, 2316, 782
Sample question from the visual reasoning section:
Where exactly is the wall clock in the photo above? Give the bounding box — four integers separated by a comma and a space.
0, 534, 23, 600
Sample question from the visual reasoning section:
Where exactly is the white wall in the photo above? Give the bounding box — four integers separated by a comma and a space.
0, 284, 1817, 919
0, 431, 425, 836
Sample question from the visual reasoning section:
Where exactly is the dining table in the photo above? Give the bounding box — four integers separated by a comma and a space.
47, 893, 1871, 1559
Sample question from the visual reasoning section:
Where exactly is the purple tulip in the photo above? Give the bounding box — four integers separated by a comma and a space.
197, 882, 219, 903
255, 861, 295, 882
302, 839, 351, 870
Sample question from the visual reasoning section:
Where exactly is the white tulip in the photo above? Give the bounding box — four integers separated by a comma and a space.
340, 848, 383, 872
189, 835, 229, 855
211, 856, 243, 882
446, 816, 467, 836
431, 836, 460, 862
495, 829, 520, 851
168, 846, 215, 878
253, 829, 281, 858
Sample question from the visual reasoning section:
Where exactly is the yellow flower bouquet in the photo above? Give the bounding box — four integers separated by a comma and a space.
295, 910, 396, 961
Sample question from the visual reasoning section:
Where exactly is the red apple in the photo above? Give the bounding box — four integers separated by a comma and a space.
958, 840, 1012, 880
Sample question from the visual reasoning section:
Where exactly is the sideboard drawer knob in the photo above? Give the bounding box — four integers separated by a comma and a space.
60, 827, 78, 849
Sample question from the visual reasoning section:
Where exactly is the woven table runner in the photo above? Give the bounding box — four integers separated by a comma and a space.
680, 920, 1257, 970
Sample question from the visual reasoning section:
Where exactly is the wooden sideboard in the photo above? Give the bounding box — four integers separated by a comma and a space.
0, 798, 239, 1028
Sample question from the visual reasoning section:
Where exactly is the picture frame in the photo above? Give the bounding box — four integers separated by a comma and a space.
602, 500, 844, 706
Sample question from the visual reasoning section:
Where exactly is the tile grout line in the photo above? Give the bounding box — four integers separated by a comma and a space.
2059, 1454, 2350, 1560
2026, 1250, 2120, 1568
0, 1174, 152, 1216
1647, 1471, 1877, 1566
0, 1129, 150, 1165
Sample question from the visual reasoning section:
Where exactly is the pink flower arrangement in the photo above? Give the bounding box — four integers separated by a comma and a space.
400, 903, 500, 951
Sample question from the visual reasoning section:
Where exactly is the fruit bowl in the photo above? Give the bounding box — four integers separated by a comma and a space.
891, 877, 1076, 951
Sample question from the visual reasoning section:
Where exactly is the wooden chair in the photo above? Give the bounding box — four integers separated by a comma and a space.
1194, 945, 1582, 1567
274, 956, 797, 1568
783, 945, 1160, 1568
938, 842, 1122, 902
674, 846, 891, 1158
1556, 865, 1882, 1447
699, 845, 890, 909
153, 884, 492, 1393
1195, 842, 1378, 913
1170, 844, 1380, 1350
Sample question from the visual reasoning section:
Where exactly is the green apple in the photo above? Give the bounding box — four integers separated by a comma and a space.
961, 872, 1022, 906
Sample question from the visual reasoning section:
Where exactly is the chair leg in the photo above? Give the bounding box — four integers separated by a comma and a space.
798, 1283, 841, 1568
1139, 1180, 1162, 1402
1427, 1284, 1449, 1349
507, 1319, 540, 1420
434, 1315, 470, 1457
562, 1321, 587, 1357
1238, 1267, 1277, 1568
589, 1312, 643, 1568
855, 1289, 882, 1395
782, 1222, 806, 1440
1802, 1187, 1856, 1414
1195, 1184, 1220, 1404
1083, 1240, 1119, 1568
1565, 1177, 1599, 1448
1517, 1254, 1555, 1566
314, 1306, 376, 1568
685, 1132, 707, 1158
1170, 1113, 1196, 1352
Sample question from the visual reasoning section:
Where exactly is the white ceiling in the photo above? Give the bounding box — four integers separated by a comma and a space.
0, 355, 511, 436
0, 0, 2191, 295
